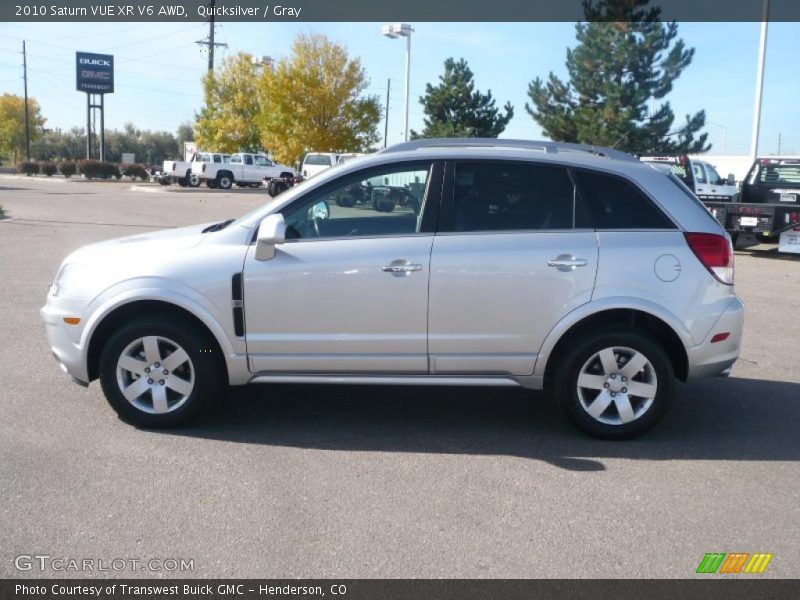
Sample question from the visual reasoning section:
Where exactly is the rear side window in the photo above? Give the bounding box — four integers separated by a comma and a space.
574, 170, 675, 230
449, 161, 575, 232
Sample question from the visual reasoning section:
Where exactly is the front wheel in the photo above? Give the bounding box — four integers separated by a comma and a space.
553, 327, 674, 439
216, 173, 233, 190
98, 315, 224, 428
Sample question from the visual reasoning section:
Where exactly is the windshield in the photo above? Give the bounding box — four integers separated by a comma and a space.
304, 154, 333, 166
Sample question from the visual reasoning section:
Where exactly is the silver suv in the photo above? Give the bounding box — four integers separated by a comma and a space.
41, 139, 743, 438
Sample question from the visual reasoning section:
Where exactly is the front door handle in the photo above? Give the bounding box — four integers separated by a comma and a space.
382, 260, 423, 276
548, 255, 588, 271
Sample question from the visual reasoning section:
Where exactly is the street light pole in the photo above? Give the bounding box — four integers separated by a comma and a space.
750, 0, 769, 161
382, 23, 414, 143
403, 32, 411, 143
707, 121, 728, 155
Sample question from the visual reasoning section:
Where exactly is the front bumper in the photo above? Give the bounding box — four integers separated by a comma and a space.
40, 298, 90, 385
686, 296, 745, 380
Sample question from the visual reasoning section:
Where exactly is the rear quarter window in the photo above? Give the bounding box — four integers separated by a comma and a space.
574, 170, 676, 230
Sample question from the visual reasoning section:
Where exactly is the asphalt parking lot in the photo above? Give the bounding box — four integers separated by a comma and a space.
1, 176, 799, 579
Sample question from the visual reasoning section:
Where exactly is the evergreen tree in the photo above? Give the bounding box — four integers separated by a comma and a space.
526, 0, 709, 154
414, 58, 513, 139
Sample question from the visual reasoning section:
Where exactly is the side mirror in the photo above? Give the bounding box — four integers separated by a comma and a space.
308, 200, 330, 221
255, 213, 285, 261
726, 174, 735, 186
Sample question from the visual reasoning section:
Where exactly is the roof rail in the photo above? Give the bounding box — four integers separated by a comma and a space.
378, 138, 637, 162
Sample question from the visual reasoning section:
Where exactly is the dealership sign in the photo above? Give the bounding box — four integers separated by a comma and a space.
76, 52, 114, 93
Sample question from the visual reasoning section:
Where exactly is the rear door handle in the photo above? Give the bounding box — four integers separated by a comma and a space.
382, 260, 423, 275
548, 255, 588, 271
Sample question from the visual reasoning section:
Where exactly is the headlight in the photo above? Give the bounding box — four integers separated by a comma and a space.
50, 263, 74, 297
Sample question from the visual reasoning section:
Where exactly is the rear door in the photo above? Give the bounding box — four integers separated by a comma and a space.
427, 160, 598, 376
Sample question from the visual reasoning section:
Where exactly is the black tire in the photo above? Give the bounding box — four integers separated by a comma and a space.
98, 314, 224, 428
552, 327, 674, 439
216, 172, 233, 190
158, 176, 171, 186
274, 181, 288, 195
336, 195, 357, 208
206, 180, 218, 189
177, 177, 188, 187
373, 196, 395, 213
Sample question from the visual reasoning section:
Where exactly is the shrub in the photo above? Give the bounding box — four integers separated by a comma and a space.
78, 160, 121, 180
18, 161, 40, 176
41, 162, 58, 176
121, 163, 149, 180
59, 161, 76, 178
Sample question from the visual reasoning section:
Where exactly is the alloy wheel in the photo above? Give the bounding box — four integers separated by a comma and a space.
115, 335, 195, 415
576, 346, 658, 426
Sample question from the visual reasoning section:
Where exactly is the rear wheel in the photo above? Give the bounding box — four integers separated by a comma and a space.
98, 315, 224, 428
187, 172, 201, 188
553, 327, 674, 439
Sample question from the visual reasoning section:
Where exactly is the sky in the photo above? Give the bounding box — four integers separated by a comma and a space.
0, 20, 798, 155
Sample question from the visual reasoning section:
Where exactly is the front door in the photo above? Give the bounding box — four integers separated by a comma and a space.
428, 160, 598, 376
243, 160, 441, 373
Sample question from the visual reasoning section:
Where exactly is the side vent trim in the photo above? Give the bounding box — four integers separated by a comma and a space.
231, 273, 245, 337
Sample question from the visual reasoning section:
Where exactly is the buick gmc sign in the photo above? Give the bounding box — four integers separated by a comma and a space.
76, 52, 114, 94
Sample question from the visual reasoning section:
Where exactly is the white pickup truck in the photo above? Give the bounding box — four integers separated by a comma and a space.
194, 152, 296, 190
161, 151, 230, 188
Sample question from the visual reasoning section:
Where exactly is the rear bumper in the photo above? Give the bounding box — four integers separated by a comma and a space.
686, 296, 744, 380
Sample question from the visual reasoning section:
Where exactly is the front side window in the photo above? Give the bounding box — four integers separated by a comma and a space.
281, 162, 433, 240
448, 161, 575, 232
254, 156, 270, 167
574, 170, 675, 230
705, 163, 722, 185
244, 155, 254, 165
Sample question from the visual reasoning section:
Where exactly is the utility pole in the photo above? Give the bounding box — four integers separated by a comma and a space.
22, 41, 31, 161
196, 0, 227, 72
384, 78, 391, 148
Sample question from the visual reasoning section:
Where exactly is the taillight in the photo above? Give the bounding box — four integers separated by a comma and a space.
171, 162, 176, 171
202, 163, 206, 172
684, 232, 734, 285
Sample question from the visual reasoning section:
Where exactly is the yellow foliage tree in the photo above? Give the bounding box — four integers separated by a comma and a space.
0, 93, 45, 163
195, 53, 263, 154
258, 34, 381, 165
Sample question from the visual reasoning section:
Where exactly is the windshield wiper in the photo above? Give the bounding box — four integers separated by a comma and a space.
202, 219, 234, 233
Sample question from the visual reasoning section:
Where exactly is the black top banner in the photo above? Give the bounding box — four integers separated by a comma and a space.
4, 0, 800, 22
